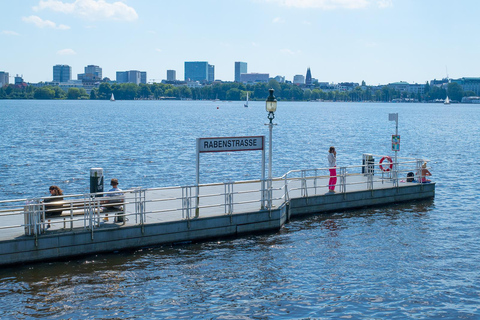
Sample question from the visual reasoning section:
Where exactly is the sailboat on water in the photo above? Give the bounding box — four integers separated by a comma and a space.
444, 96, 450, 105
244, 92, 249, 107
110, 93, 115, 102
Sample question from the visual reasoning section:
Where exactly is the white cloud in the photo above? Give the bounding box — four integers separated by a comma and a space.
57, 48, 76, 55
273, 17, 285, 23
261, 0, 392, 9
22, 15, 70, 29
280, 48, 301, 55
1, 30, 20, 36
33, 0, 138, 21
377, 0, 393, 8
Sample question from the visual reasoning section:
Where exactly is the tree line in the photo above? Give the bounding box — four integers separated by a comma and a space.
0, 79, 474, 102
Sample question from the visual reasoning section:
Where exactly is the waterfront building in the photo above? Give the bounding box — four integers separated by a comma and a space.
53, 64, 71, 82
116, 70, 147, 84
167, 70, 176, 81
235, 62, 247, 82
388, 81, 425, 94
240, 73, 269, 84
208, 64, 215, 82
451, 77, 480, 95
185, 61, 209, 82
293, 74, 305, 85
0, 71, 9, 87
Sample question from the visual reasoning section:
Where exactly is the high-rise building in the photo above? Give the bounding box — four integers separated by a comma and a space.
293, 74, 305, 85
208, 64, 215, 82
116, 70, 147, 84
305, 68, 312, 86
14, 75, 24, 85
167, 70, 176, 81
53, 64, 72, 82
85, 65, 102, 79
185, 61, 209, 82
235, 62, 247, 82
78, 65, 102, 81
0, 71, 9, 87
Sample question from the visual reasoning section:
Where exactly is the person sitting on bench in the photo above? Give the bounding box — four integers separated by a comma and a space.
43, 185, 64, 217
103, 179, 125, 221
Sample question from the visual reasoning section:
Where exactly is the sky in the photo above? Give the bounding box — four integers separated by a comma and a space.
1, 0, 480, 85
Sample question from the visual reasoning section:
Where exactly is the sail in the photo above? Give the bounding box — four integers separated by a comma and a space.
110, 93, 115, 101
244, 92, 249, 107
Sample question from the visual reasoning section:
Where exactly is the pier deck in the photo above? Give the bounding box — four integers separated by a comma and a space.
0, 163, 435, 266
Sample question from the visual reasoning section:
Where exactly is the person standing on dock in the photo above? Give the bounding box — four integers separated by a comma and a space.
328, 146, 337, 193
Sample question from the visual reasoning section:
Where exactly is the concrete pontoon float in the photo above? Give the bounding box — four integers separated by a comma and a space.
0, 155, 435, 266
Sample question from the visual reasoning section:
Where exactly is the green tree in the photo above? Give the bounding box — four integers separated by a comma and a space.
90, 89, 97, 100
67, 88, 82, 99
447, 82, 463, 102
98, 82, 112, 100
226, 88, 241, 100
34, 87, 55, 99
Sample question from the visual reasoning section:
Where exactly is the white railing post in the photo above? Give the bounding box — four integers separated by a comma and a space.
340, 167, 347, 193
301, 170, 308, 197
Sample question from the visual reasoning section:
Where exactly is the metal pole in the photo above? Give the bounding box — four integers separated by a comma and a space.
195, 138, 200, 218
268, 119, 273, 208
261, 137, 266, 209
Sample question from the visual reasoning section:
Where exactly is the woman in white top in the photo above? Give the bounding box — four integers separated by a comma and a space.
328, 146, 337, 193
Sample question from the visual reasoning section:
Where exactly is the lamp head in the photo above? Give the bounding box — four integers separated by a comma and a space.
265, 88, 277, 113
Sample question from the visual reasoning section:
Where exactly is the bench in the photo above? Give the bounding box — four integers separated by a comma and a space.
24, 198, 128, 235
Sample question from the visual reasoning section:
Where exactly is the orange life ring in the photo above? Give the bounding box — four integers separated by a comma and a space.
379, 156, 393, 172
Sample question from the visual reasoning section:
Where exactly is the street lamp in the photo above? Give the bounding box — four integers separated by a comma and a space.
266, 89, 277, 208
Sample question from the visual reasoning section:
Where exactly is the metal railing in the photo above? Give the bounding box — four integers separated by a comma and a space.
0, 155, 430, 239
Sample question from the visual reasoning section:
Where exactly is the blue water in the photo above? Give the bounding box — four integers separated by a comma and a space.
0, 100, 479, 319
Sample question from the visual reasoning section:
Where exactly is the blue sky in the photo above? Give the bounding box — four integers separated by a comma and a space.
1, 0, 479, 85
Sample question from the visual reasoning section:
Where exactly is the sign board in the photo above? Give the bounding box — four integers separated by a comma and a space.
198, 136, 264, 153
392, 135, 400, 151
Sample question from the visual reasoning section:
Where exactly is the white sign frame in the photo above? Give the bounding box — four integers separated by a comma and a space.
195, 136, 266, 213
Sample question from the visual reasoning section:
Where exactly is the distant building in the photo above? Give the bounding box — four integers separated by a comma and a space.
0, 71, 9, 87
53, 64, 71, 82
185, 61, 209, 82
240, 73, 269, 84
451, 77, 480, 95
235, 62, 247, 82
305, 68, 312, 87
388, 81, 424, 94
208, 64, 215, 82
167, 70, 176, 81
14, 74, 24, 85
116, 70, 147, 84
293, 75, 305, 85
274, 75, 285, 83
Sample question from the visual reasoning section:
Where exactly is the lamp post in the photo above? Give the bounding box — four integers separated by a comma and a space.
266, 89, 277, 208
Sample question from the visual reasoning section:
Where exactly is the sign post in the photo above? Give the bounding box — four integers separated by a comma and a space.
389, 113, 399, 185
195, 136, 266, 217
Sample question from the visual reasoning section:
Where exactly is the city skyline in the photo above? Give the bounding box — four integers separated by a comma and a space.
1, 0, 480, 85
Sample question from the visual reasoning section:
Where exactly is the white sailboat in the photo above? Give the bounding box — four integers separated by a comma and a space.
110, 93, 115, 102
444, 96, 450, 105
244, 92, 249, 107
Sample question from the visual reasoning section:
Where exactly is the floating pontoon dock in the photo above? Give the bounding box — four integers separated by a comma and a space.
0, 155, 435, 266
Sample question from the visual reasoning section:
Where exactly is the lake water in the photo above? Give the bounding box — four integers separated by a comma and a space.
0, 100, 479, 319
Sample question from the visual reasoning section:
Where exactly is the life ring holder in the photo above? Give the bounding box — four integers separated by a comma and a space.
379, 156, 393, 172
